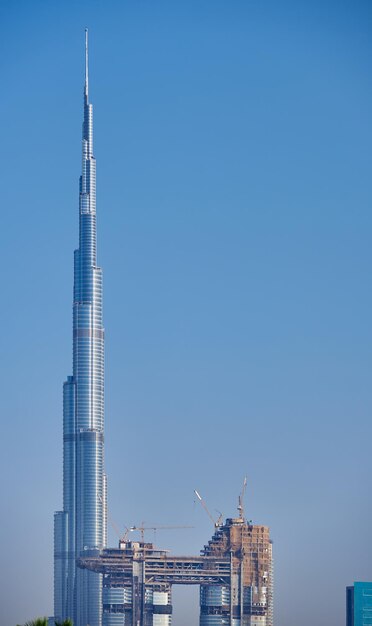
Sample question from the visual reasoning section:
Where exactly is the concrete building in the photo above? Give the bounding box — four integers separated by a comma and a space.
200, 518, 273, 626
78, 517, 273, 626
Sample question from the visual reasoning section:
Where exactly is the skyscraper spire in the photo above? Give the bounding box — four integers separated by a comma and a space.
54, 30, 106, 626
85, 28, 89, 98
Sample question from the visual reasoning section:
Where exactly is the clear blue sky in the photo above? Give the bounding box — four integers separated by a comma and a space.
0, 1, 371, 625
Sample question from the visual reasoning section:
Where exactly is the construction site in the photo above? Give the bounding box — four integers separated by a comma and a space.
78, 485, 273, 626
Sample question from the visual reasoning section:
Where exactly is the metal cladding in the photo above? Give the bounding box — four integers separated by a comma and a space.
54, 30, 107, 626
78, 518, 273, 626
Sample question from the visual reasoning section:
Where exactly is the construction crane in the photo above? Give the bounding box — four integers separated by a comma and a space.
121, 526, 131, 542
127, 524, 194, 543
237, 476, 247, 520
194, 490, 223, 528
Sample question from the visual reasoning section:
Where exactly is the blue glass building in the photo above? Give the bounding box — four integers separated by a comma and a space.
54, 30, 107, 626
346, 582, 372, 626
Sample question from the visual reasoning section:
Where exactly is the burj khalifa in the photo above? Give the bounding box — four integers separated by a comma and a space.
54, 30, 107, 626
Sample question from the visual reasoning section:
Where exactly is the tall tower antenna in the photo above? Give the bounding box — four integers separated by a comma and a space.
85, 28, 89, 97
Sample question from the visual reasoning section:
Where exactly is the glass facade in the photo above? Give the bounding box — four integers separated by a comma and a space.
54, 30, 107, 626
347, 582, 372, 626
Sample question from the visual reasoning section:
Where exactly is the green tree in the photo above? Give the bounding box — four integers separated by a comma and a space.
17, 616, 73, 626
17, 620, 48, 626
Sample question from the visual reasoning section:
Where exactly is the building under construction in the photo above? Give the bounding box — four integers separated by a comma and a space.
78, 515, 273, 626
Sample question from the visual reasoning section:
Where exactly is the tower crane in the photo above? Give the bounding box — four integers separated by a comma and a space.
126, 524, 194, 543
237, 476, 247, 520
194, 490, 223, 528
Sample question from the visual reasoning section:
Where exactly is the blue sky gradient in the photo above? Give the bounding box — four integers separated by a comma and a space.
0, 1, 371, 625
